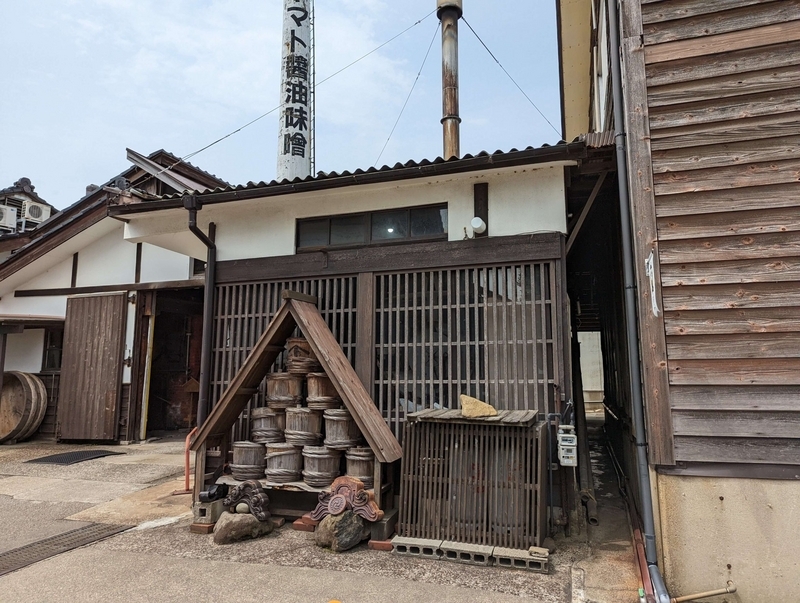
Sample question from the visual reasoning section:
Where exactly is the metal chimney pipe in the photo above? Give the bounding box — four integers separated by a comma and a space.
438, 0, 462, 160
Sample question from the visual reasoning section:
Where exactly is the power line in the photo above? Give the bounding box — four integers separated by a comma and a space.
462, 16, 562, 139
154, 8, 438, 179
374, 23, 440, 168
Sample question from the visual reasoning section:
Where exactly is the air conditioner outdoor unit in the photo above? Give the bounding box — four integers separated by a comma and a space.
22, 200, 51, 223
0, 206, 18, 231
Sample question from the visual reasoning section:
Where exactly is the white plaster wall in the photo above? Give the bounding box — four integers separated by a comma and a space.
75, 225, 136, 287
658, 474, 800, 603
124, 163, 570, 262
0, 256, 71, 318
123, 296, 135, 384
578, 331, 603, 400
5, 329, 45, 372
139, 243, 190, 283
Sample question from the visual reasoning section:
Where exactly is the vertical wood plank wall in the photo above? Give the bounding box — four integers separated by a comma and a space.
625, 0, 800, 466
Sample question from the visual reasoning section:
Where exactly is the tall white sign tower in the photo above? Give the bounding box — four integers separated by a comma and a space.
277, 0, 313, 181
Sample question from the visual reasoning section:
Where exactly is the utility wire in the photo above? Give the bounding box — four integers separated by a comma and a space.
462, 17, 562, 139
374, 23, 440, 168
152, 9, 438, 179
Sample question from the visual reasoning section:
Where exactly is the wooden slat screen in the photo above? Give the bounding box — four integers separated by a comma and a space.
374, 263, 560, 440
212, 277, 357, 440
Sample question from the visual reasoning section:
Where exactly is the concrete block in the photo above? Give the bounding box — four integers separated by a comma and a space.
391, 536, 442, 559
440, 540, 494, 566
493, 546, 549, 573
370, 507, 398, 542
192, 500, 224, 525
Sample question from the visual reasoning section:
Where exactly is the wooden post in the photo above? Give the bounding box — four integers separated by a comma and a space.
355, 272, 375, 392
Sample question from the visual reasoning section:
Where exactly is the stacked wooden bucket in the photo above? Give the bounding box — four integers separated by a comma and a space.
235, 337, 374, 489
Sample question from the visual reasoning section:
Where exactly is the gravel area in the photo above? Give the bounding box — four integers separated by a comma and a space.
95, 517, 591, 601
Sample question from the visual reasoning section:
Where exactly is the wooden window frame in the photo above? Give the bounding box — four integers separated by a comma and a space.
296, 204, 449, 252
40, 326, 64, 374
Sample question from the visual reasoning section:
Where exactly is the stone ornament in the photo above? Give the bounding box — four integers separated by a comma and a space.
310, 476, 383, 523
223, 480, 271, 522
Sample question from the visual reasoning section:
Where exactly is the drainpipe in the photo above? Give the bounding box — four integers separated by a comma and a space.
183, 193, 216, 428
606, 1, 670, 602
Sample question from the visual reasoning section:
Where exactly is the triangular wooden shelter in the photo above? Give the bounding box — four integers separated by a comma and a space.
191, 290, 401, 496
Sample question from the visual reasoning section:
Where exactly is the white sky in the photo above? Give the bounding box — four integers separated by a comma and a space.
1, 1, 562, 210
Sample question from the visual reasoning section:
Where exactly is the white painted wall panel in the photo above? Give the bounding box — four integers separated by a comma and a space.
139, 244, 190, 283
6, 329, 45, 373
123, 296, 135, 384
0, 256, 72, 318
76, 225, 136, 287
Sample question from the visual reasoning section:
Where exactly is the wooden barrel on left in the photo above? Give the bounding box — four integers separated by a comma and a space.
0, 372, 48, 444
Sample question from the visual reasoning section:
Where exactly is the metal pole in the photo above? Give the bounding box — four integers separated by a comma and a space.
438, 0, 462, 160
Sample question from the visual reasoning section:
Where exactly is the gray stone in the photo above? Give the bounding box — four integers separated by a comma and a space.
213, 511, 273, 545
235, 503, 250, 514
314, 511, 370, 552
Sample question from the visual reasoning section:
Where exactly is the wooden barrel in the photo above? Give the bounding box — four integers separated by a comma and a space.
265, 442, 303, 483
302, 445, 341, 487
266, 373, 303, 409
285, 337, 321, 375
323, 408, 363, 450
250, 407, 285, 444
284, 407, 322, 446
346, 447, 375, 489
306, 372, 341, 410
230, 441, 266, 480
0, 372, 48, 444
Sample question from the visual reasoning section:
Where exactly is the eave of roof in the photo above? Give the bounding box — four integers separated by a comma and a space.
110, 141, 589, 217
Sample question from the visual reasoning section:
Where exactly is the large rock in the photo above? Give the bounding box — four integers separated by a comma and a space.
213, 511, 273, 545
314, 511, 370, 552
460, 394, 498, 418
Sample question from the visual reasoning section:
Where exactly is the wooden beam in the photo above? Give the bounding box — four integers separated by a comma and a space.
289, 299, 402, 463
566, 171, 607, 256
15, 279, 204, 297
355, 272, 375, 392
281, 290, 318, 304
473, 183, 488, 238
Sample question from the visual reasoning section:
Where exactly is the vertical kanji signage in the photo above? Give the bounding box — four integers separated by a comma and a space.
277, 0, 312, 181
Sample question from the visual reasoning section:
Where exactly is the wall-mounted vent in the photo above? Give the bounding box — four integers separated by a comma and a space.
23, 201, 51, 223
0, 206, 18, 231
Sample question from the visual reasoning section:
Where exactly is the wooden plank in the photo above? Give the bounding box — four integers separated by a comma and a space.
191, 302, 296, 451
566, 172, 607, 255
649, 65, 800, 109
670, 384, 800, 411
281, 290, 317, 304
647, 40, 800, 87
641, 0, 778, 26
666, 332, 800, 359
15, 279, 204, 298
650, 113, 800, 151
663, 282, 800, 311
655, 183, 800, 217
661, 257, 800, 286
620, 29, 675, 465
672, 409, 800, 438
657, 206, 800, 240
673, 436, 800, 464
643, 2, 800, 46
664, 307, 800, 335
289, 299, 403, 463
645, 20, 800, 64
649, 89, 800, 131
669, 358, 800, 385
652, 135, 800, 173
216, 233, 563, 284
653, 159, 800, 196
659, 232, 800, 264
354, 272, 374, 392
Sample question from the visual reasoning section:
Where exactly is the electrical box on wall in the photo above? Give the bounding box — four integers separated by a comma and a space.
557, 424, 578, 467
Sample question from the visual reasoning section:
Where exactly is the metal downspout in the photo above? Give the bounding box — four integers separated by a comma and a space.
184, 193, 216, 428
606, 1, 670, 602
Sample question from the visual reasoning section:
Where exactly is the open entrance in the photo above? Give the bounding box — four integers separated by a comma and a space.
134, 288, 203, 441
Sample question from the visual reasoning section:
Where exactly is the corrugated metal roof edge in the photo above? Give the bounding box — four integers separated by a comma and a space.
110, 140, 589, 216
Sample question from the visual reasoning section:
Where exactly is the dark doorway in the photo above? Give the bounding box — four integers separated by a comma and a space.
144, 289, 203, 436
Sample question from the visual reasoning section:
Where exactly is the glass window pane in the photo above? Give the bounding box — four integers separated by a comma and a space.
371, 210, 408, 241
297, 219, 329, 248
411, 206, 448, 237
330, 215, 367, 246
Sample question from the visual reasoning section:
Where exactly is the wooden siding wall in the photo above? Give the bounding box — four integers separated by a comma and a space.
626, 0, 800, 466
35, 373, 60, 440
